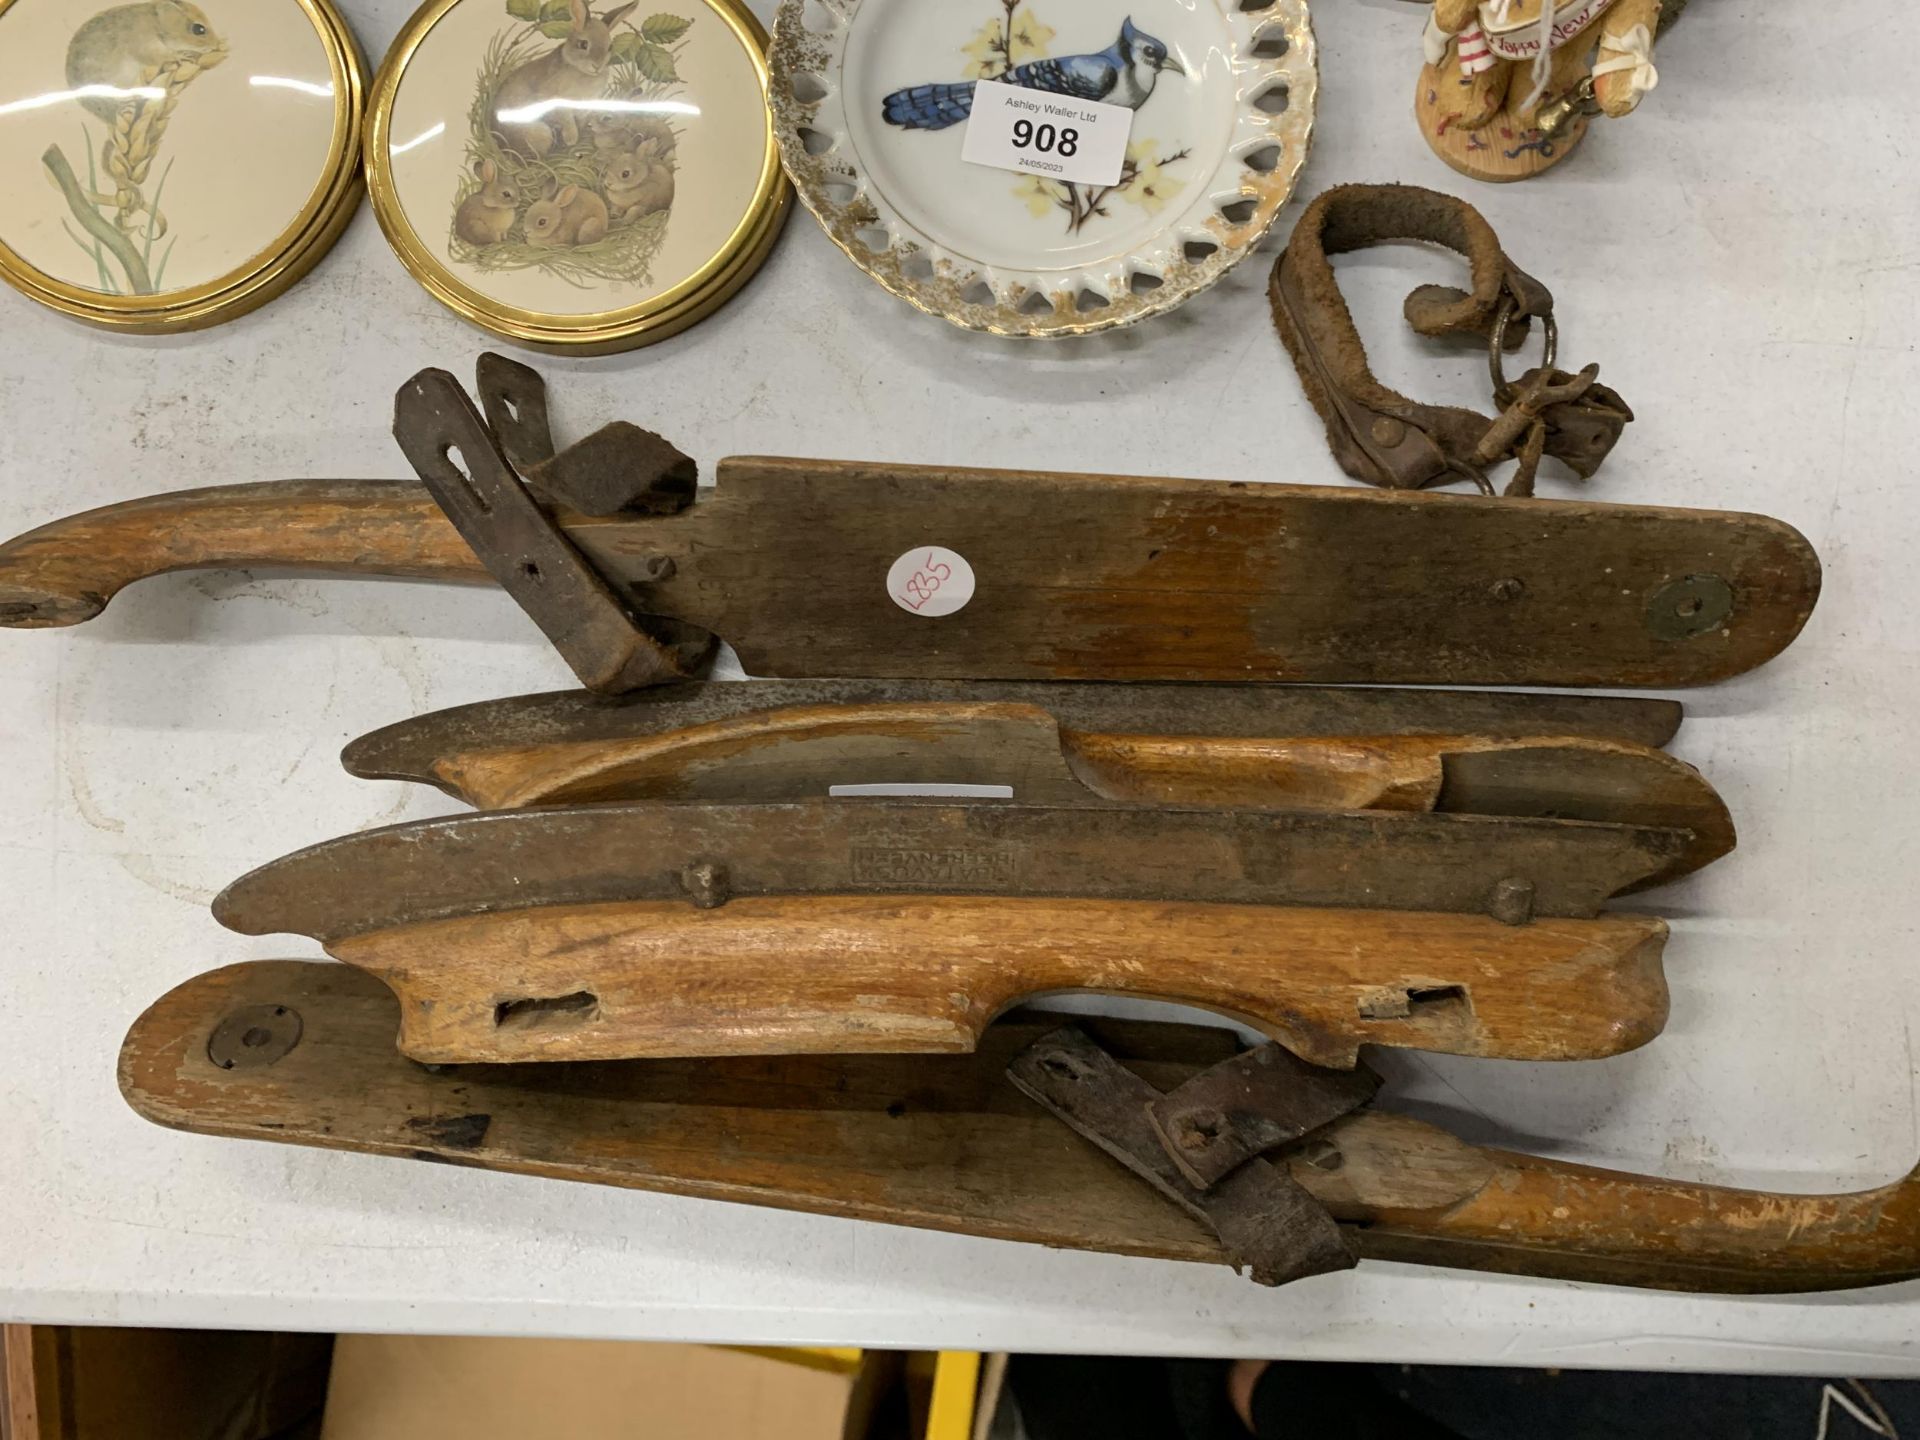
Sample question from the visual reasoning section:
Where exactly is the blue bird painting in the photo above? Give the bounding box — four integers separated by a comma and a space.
881, 16, 1184, 132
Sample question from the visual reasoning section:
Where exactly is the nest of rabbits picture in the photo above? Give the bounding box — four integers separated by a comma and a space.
448, 0, 692, 288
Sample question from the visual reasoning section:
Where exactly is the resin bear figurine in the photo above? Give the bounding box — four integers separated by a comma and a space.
1417, 0, 1663, 182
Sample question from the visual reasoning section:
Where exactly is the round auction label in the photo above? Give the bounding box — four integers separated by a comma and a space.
886, 545, 975, 617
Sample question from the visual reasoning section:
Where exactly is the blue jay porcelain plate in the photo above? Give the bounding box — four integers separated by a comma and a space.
769, 0, 1314, 336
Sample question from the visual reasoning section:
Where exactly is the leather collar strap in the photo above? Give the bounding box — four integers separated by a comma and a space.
1271, 183, 1633, 497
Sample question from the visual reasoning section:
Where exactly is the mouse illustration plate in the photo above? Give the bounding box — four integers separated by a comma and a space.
770, 0, 1314, 337
0, 0, 364, 331
366, 0, 789, 353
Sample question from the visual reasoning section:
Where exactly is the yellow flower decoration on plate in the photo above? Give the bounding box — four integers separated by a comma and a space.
962, 18, 1004, 77
1008, 8, 1055, 62
1010, 174, 1063, 217
1117, 140, 1181, 214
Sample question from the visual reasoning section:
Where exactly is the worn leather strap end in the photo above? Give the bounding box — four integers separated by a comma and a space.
1538, 375, 1635, 479
1405, 282, 1537, 349
525, 422, 699, 519
1402, 283, 1498, 344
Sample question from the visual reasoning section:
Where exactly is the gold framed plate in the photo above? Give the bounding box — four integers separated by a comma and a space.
0, 0, 365, 332
365, 0, 791, 353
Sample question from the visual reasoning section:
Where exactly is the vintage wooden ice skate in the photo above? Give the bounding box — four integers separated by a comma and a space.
0, 357, 1819, 690
342, 681, 1732, 891
211, 799, 1680, 1067
120, 961, 1920, 1294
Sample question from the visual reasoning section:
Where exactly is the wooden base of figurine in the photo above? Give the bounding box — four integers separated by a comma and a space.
1415, 60, 1591, 184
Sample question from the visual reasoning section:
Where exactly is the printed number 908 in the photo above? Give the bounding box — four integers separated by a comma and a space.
1011, 120, 1079, 157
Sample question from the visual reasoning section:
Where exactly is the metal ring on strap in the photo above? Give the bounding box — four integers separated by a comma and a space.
1489, 300, 1560, 396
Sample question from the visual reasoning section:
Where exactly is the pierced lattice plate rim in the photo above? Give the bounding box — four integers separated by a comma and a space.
769, 0, 1316, 337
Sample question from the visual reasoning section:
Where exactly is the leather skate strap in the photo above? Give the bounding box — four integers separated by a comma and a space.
1270, 182, 1632, 495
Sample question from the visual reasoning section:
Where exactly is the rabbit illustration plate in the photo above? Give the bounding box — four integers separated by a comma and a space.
770, 0, 1315, 336
0, 0, 364, 331
366, 0, 789, 352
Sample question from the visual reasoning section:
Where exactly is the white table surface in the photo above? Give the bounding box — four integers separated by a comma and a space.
3, 0, 1917, 1375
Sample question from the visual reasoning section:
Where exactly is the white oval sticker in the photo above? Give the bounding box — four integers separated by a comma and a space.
887, 546, 976, 617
